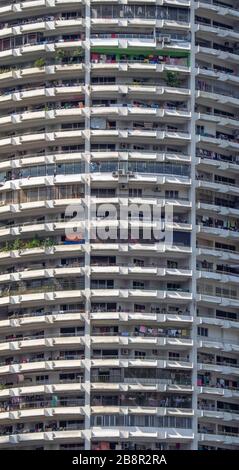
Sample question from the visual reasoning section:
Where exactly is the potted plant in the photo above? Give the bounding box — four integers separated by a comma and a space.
55, 49, 66, 63
165, 71, 180, 87
34, 57, 46, 68
12, 238, 22, 251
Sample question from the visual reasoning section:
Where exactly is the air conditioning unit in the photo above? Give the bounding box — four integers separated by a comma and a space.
112, 171, 118, 177
118, 169, 125, 176
120, 144, 128, 149
163, 36, 171, 43
120, 184, 127, 190
122, 349, 129, 355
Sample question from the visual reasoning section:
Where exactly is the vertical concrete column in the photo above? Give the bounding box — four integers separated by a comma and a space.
189, 1, 198, 451
84, 0, 92, 450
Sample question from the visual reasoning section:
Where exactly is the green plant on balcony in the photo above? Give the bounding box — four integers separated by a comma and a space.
34, 57, 45, 68
69, 49, 82, 63
1, 241, 12, 252
24, 238, 42, 249
72, 48, 82, 57
55, 49, 66, 63
44, 237, 55, 247
165, 71, 181, 88
12, 238, 22, 251
0, 67, 11, 75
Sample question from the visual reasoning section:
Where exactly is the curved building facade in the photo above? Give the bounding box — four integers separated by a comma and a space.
0, 0, 238, 450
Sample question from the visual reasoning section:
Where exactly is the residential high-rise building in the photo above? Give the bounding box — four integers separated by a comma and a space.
0, 0, 238, 451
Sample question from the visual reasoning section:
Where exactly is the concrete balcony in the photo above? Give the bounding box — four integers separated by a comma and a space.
196, 135, 239, 152
197, 386, 239, 399
196, 89, 239, 109
196, 202, 239, 218
0, 244, 86, 269
0, 358, 85, 378
197, 316, 239, 330
196, 66, 239, 86
196, 23, 239, 41
0, 108, 85, 132
91, 151, 191, 164
91, 18, 190, 31
91, 334, 192, 348
0, 40, 84, 66
195, 1, 239, 20
91, 427, 193, 441
0, 129, 86, 153
91, 380, 193, 394
91, 405, 193, 417
197, 269, 239, 285
196, 155, 239, 174
90, 106, 191, 123
90, 35, 190, 51
90, 219, 191, 234
90, 311, 193, 325
0, 64, 84, 88
0, 429, 85, 448
197, 246, 239, 262
198, 362, 239, 376
90, 266, 192, 278
1, 171, 85, 191
91, 84, 190, 99
0, 334, 85, 355
198, 432, 239, 446
0, 86, 84, 109
90, 36, 156, 49
0, 381, 85, 400
90, 129, 191, 143
197, 224, 239, 244
196, 45, 239, 64
91, 357, 192, 369
0, 1, 83, 17
0, 401, 85, 423
90, 288, 192, 302
90, 242, 192, 256
0, 289, 85, 308
0, 267, 85, 286
197, 292, 239, 309
0, 220, 85, 241
198, 337, 239, 353
0, 312, 85, 334
196, 113, 238, 132
91, 61, 190, 74
90, 196, 191, 210
0, 151, 85, 172
91, 172, 191, 187
0, 19, 84, 39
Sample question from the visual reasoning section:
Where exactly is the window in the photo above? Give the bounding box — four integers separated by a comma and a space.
129, 188, 142, 197
133, 281, 145, 289
197, 327, 208, 337
169, 352, 180, 359
216, 310, 237, 321
91, 280, 114, 289
165, 190, 179, 199
36, 375, 49, 383
167, 283, 181, 291
167, 260, 178, 269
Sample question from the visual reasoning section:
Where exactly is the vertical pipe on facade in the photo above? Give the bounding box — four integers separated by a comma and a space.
189, 0, 198, 451
84, 0, 92, 450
